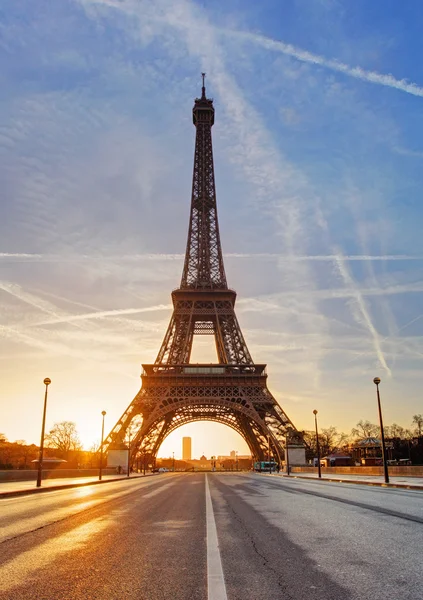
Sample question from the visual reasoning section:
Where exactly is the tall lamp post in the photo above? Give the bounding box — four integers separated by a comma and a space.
285, 435, 290, 476
36, 378, 51, 488
268, 434, 272, 474
313, 410, 322, 479
127, 431, 131, 477
172, 451, 175, 472
373, 377, 389, 484
99, 410, 106, 481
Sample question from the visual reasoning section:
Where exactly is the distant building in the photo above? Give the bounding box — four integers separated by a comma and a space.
182, 437, 192, 461
218, 454, 251, 461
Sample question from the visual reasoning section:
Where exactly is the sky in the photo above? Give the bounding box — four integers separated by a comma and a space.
1, 0, 423, 458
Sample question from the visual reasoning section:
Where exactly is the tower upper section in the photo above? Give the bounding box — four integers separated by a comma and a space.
180, 75, 227, 290
192, 74, 215, 126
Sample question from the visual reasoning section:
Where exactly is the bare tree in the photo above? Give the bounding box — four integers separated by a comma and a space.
304, 427, 349, 457
402, 429, 414, 440
351, 420, 379, 439
412, 414, 423, 437
385, 423, 406, 439
45, 421, 82, 459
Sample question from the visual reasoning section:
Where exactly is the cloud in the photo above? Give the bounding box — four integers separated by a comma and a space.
333, 253, 391, 376
1, 252, 422, 263
224, 28, 423, 98
392, 146, 423, 159
0, 281, 89, 330
30, 304, 172, 327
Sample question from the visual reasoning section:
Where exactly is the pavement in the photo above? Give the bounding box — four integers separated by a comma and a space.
0, 473, 149, 498
279, 470, 423, 489
1, 472, 422, 600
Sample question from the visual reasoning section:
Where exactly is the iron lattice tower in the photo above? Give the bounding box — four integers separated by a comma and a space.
104, 77, 303, 464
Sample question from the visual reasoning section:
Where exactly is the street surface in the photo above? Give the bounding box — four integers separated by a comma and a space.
284, 471, 423, 487
0, 474, 134, 496
0, 473, 422, 599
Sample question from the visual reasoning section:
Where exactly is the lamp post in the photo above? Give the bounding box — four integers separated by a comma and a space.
268, 434, 272, 474
373, 377, 389, 484
313, 410, 322, 479
36, 378, 51, 488
99, 410, 106, 481
235, 451, 238, 472
142, 450, 146, 475
172, 451, 175, 472
285, 435, 290, 476
127, 431, 131, 477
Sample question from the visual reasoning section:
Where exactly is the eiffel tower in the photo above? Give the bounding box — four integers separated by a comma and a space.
104, 76, 304, 467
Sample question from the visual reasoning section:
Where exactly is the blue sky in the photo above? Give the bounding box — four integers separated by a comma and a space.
1, 0, 423, 456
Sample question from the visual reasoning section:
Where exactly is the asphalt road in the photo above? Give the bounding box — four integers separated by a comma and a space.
0, 473, 422, 599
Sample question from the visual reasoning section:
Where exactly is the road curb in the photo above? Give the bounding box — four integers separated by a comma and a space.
0, 474, 154, 499
278, 473, 423, 491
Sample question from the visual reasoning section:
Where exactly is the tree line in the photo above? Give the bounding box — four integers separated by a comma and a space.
1, 414, 422, 469
303, 414, 423, 462
0, 422, 94, 470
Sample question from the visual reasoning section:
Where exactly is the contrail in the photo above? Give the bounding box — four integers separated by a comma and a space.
0, 253, 184, 262
229, 254, 423, 261
0, 281, 87, 330
334, 253, 392, 377
226, 29, 423, 98
30, 304, 172, 326
1, 252, 422, 262
0, 253, 43, 259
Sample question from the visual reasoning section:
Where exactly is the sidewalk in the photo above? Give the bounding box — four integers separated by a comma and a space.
0, 474, 148, 499
278, 471, 423, 490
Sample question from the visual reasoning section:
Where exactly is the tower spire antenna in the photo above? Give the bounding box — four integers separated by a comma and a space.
201, 72, 206, 98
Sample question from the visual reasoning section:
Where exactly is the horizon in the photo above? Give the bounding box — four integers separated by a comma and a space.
1, 1, 423, 457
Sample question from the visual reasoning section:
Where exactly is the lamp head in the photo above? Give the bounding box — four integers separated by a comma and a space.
313, 409, 318, 415
101, 410, 106, 416
373, 377, 381, 385
43, 378, 51, 386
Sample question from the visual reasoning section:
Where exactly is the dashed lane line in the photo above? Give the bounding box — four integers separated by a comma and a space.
205, 474, 228, 600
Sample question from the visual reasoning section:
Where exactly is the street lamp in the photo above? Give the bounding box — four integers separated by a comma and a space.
373, 377, 389, 484
268, 434, 272, 474
172, 451, 175, 472
36, 378, 51, 488
285, 435, 290, 476
313, 410, 322, 479
127, 430, 131, 477
99, 410, 106, 481
235, 451, 238, 472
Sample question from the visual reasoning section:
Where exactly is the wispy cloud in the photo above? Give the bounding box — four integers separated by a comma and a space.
30, 304, 172, 327
2, 252, 422, 263
333, 253, 392, 376
239, 282, 423, 306
0, 281, 88, 330
225, 29, 423, 98
392, 146, 423, 159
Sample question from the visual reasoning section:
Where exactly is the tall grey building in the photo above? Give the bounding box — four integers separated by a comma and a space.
182, 437, 192, 461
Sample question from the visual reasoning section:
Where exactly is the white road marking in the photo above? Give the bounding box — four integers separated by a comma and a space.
205, 475, 228, 600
